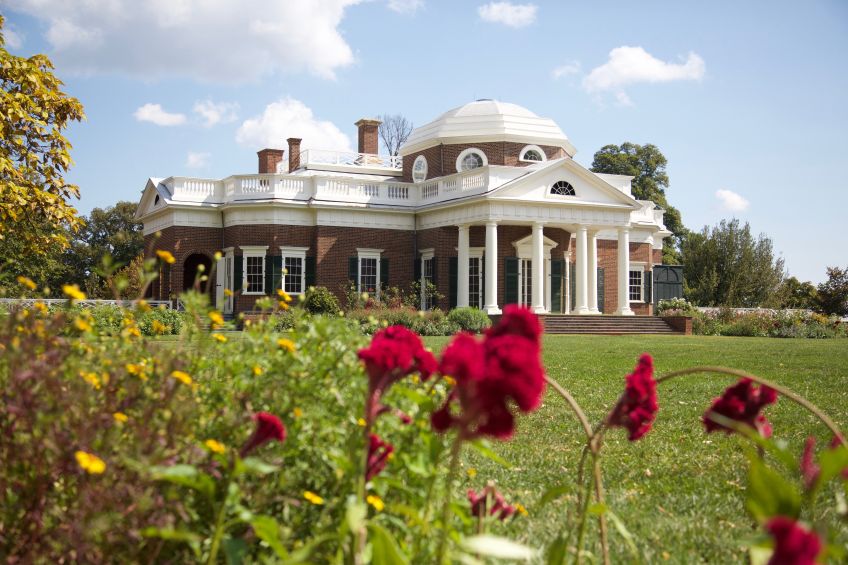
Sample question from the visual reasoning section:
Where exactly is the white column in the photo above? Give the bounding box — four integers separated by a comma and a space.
575, 226, 589, 314
457, 225, 470, 308
617, 227, 634, 316
587, 230, 600, 314
484, 221, 501, 315
531, 222, 546, 313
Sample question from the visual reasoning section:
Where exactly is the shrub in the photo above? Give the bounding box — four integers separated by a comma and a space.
447, 307, 492, 333
301, 286, 341, 316
656, 297, 696, 317
137, 306, 186, 336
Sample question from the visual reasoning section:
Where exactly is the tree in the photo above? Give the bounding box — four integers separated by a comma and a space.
377, 114, 413, 156
590, 142, 685, 263
680, 219, 784, 307
769, 276, 818, 310
816, 266, 848, 316
0, 16, 85, 259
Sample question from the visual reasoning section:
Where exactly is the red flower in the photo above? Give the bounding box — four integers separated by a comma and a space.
828, 436, 848, 480
240, 412, 286, 457
358, 325, 437, 423
431, 308, 546, 441
765, 516, 821, 565
607, 354, 658, 441
366, 433, 394, 481
467, 486, 516, 521
800, 437, 820, 490
703, 378, 777, 438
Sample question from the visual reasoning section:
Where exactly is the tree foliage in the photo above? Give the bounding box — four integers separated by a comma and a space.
590, 142, 685, 262
377, 114, 413, 156
0, 16, 85, 257
816, 266, 848, 316
680, 219, 784, 307
768, 276, 818, 310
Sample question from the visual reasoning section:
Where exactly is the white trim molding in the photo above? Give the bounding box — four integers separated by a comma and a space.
240, 245, 269, 295
356, 248, 384, 298
279, 246, 310, 295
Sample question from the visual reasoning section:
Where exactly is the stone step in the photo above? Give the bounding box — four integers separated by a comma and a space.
542, 315, 682, 335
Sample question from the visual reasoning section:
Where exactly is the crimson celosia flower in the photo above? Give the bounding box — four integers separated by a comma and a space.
431, 307, 546, 441
800, 437, 820, 491
828, 436, 848, 480
366, 433, 394, 481
607, 354, 658, 441
765, 516, 821, 565
703, 378, 777, 438
358, 325, 437, 423
467, 486, 516, 521
240, 412, 286, 457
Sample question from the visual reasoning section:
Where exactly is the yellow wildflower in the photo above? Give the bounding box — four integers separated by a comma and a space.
444, 376, 457, 387
214, 251, 223, 261
466, 468, 477, 479
33, 301, 48, 314
122, 326, 141, 338
277, 338, 295, 352
366, 495, 385, 512
62, 284, 86, 301
303, 491, 324, 505
75, 451, 106, 474
252, 365, 263, 376
277, 289, 293, 302
212, 333, 228, 343
125, 363, 147, 380
136, 299, 150, 312
113, 412, 128, 423
277, 300, 290, 310
357, 418, 367, 427
515, 503, 529, 516
156, 250, 176, 264
16, 276, 37, 290
80, 371, 101, 389
293, 407, 303, 418
204, 439, 226, 454
170, 370, 192, 386
151, 320, 167, 334
410, 375, 420, 384
208, 311, 224, 328
74, 318, 93, 332
224, 288, 233, 297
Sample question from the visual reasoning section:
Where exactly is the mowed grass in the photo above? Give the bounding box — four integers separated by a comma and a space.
422, 334, 848, 563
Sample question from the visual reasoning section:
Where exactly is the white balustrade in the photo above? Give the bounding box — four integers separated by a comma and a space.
300, 149, 402, 170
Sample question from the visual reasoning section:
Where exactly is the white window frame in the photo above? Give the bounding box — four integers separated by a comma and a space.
241, 245, 269, 295
519, 144, 547, 163
456, 147, 488, 172
419, 248, 435, 310
629, 263, 646, 303
357, 248, 383, 299
467, 248, 485, 309
280, 246, 309, 295
412, 155, 428, 183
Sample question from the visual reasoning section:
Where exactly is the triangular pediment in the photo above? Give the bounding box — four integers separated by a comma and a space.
136, 178, 170, 220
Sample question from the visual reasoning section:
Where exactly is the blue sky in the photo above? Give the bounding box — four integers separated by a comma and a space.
3, 0, 847, 282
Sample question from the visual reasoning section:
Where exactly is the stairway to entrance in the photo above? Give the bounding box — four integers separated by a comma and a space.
543, 315, 681, 335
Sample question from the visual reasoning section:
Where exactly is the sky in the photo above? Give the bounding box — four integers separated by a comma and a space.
3, 0, 847, 283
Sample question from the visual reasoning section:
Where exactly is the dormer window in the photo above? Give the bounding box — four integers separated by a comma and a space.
519, 145, 547, 163
456, 148, 487, 172
412, 155, 428, 183
551, 180, 576, 196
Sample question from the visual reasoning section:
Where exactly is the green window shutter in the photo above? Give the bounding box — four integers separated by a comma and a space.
550, 260, 563, 313
380, 258, 389, 289
305, 256, 316, 289
597, 267, 605, 313
449, 257, 458, 309
569, 262, 575, 311
414, 255, 421, 284
504, 257, 519, 305
645, 270, 653, 304
431, 258, 438, 291
348, 257, 358, 289
233, 255, 243, 291
265, 256, 275, 295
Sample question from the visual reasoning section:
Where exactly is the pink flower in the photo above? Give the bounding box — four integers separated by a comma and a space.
467, 486, 516, 521
765, 516, 821, 565
828, 436, 848, 480
485, 304, 542, 345
608, 354, 658, 441
800, 437, 820, 490
366, 433, 394, 481
703, 378, 777, 438
240, 412, 286, 457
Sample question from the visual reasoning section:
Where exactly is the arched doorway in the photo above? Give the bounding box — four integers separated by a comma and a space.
183, 253, 213, 295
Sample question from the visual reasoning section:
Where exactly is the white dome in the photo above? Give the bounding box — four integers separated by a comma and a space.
400, 100, 576, 156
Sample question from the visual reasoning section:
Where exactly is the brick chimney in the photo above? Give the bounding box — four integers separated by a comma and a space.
355, 118, 381, 155
287, 138, 302, 172
257, 148, 284, 174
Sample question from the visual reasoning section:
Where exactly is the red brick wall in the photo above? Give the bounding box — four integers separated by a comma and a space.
257, 149, 284, 174
401, 142, 566, 182
144, 227, 223, 301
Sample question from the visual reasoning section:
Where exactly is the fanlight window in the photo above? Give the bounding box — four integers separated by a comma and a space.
461, 152, 484, 170
523, 150, 543, 161
412, 155, 428, 183
550, 180, 576, 196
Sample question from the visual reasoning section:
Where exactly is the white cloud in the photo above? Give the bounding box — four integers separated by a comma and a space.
193, 100, 239, 127
583, 46, 705, 103
478, 2, 537, 28
387, 0, 423, 13
551, 61, 580, 79
715, 189, 750, 212
236, 98, 352, 151
133, 103, 187, 126
186, 151, 211, 169
4, 25, 24, 49
4, 0, 361, 81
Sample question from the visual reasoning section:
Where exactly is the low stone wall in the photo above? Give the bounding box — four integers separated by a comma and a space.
662, 315, 692, 335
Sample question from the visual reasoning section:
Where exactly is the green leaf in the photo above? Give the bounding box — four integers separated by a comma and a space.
250, 515, 287, 558
239, 457, 279, 476
282, 533, 337, 564
150, 464, 215, 499
140, 527, 201, 557
223, 536, 247, 565
538, 484, 570, 507
545, 535, 568, 565
468, 439, 512, 468
817, 445, 848, 487
745, 457, 801, 523
345, 495, 367, 534
368, 522, 410, 565
461, 535, 537, 561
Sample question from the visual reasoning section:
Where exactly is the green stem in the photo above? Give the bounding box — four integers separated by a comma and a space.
592, 451, 610, 565
206, 472, 233, 565
656, 366, 845, 444
573, 458, 595, 565
436, 434, 463, 565
545, 375, 594, 441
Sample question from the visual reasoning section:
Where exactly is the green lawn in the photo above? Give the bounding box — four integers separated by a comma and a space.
421, 335, 848, 563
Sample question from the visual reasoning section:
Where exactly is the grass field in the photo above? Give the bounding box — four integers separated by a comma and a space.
419, 334, 848, 563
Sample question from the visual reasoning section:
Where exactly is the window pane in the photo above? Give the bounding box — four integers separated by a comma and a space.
421, 257, 434, 309
246, 256, 264, 293
360, 257, 378, 294
469, 257, 481, 308
629, 270, 643, 301
284, 257, 303, 294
